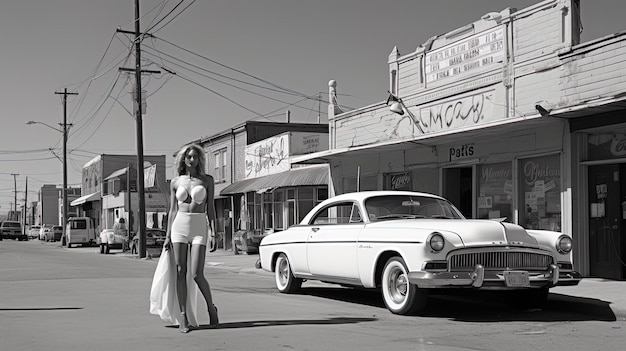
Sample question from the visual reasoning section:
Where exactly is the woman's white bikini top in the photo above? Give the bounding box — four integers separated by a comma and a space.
176, 177, 207, 204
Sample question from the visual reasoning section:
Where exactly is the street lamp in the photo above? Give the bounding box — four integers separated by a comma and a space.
386, 92, 425, 134
26, 119, 71, 245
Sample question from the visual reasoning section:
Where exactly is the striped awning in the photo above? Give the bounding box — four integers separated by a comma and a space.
220, 165, 328, 195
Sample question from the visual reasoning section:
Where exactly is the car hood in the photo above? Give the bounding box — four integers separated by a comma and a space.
367, 219, 540, 248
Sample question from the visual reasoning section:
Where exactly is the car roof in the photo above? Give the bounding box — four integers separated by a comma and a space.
325, 191, 445, 203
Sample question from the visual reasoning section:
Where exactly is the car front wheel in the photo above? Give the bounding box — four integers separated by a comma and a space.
274, 253, 302, 293
381, 256, 428, 315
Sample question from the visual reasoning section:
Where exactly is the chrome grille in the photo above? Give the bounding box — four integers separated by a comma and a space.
449, 250, 553, 271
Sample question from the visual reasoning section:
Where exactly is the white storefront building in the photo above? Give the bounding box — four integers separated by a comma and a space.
297, 0, 626, 279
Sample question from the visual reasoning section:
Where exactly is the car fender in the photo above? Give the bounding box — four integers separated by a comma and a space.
526, 229, 571, 261
357, 227, 464, 288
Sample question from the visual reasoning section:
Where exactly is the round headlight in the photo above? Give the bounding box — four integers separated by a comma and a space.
428, 232, 445, 252
556, 235, 572, 254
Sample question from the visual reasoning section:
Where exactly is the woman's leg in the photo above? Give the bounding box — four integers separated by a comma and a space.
190, 244, 213, 306
172, 242, 190, 331
190, 243, 218, 326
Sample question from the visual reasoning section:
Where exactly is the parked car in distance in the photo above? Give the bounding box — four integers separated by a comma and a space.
0, 220, 26, 241
130, 228, 167, 254
146, 228, 166, 247
46, 225, 63, 242
28, 225, 41, 239
97, 228, 127, 254
258, 191, 582, 315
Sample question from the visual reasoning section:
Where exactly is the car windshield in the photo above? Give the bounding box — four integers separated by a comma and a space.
365, 194, 464, 221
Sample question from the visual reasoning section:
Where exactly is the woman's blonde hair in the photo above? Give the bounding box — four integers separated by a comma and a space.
174, 143, 206, 176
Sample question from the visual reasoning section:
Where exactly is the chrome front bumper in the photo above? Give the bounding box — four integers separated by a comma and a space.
408, 264, 582, 289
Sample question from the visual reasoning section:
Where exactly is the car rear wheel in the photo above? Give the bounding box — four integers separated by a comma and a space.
381, 256, 428, 315
274, 253, 302, 293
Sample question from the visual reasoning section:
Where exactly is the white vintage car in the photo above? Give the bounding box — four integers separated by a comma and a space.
258, 191, 582, 315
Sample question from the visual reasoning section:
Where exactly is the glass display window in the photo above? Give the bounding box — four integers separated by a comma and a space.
518, 154, 561, 230
477, 162, 512, 222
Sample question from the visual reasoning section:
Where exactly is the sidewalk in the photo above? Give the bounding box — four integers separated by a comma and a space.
200, 250, 626, 319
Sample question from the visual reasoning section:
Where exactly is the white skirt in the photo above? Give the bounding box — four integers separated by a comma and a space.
149, 248, 210, 327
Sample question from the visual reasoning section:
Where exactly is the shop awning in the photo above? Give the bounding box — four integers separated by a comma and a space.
220, 165, 328, 195
104, 167, 129, 180
70, 191, 101, 206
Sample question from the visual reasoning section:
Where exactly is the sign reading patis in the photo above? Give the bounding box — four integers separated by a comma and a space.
426, 27, 504, 84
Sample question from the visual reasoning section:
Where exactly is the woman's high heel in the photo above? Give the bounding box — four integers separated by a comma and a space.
208, 304, 219, 328
179, 312, 190, 333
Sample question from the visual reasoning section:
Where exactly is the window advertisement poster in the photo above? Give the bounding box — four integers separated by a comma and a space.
477, 162, 512, 221
520, 155, 561, 230
385, 172, 412, 191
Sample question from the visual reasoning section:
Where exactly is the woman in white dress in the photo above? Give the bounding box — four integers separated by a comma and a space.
163, 143, 218, 333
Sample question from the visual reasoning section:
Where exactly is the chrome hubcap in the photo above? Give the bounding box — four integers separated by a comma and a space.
389, 266, 408, 303
278, 260, 288, 284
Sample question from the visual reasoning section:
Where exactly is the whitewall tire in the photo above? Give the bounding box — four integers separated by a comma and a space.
275, 253, 302, 293
381, 256, 428, 315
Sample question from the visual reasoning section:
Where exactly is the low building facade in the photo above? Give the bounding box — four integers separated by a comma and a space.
298, 0, 626, 279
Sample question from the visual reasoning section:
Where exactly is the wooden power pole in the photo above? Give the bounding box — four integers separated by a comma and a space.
118, 0, 160, 258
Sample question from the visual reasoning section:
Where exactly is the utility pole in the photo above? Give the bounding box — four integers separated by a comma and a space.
24, 177, 28, 233
117, 0, 160, 258
55, 88, 77, 245
10, 173, 18, 220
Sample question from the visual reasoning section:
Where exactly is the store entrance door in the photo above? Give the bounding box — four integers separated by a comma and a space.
443, 167, 473, 218
588, 164, 624, 280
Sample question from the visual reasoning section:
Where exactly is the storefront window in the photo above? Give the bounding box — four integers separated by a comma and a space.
477, 162, 512, 221
587, 132, 626, 160
274, 190, 285, 230
297, 187, 314, 222
519, 154, 561, 230
263, 192, 273, 229
245, 192, 262, 230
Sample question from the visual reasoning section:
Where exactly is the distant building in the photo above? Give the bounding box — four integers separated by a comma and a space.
71, 154, 167, 234
180, 121, 330, 251
34, 185, 80, 226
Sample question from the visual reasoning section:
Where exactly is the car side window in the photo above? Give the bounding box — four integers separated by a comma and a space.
349, 203, 362, 223
312, 202, 362, 225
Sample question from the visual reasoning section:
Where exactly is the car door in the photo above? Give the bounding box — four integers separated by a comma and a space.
306, 201, 364, 283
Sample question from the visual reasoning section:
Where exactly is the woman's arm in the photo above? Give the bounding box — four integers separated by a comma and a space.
205, 175, 217, 232
166, 177, 178, 239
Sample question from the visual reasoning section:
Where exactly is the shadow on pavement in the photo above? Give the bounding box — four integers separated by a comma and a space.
0, 307, 83, 311
165, 317, 377, 331
299, 286, 618, 322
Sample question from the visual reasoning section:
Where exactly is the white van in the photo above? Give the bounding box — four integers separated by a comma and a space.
66, 217, 97, 248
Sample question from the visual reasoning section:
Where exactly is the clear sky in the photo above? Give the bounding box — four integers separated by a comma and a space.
1, 0, 624, 215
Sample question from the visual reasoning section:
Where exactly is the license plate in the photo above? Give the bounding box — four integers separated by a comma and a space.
504, 271, 530, 287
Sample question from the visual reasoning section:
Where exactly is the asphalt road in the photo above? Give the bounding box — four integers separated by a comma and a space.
1, 240, 625, 351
